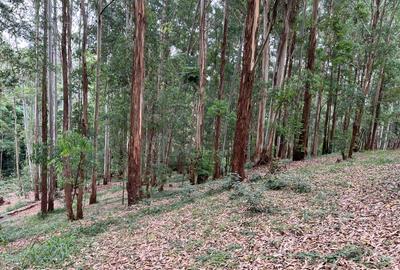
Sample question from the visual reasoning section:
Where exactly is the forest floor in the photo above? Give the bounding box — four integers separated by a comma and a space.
0, 150, 399, 269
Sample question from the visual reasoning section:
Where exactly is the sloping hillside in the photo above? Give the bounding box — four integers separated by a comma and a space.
1, 150, 399, 269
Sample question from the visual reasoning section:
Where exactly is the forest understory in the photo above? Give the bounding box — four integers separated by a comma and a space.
0, 150, 399, 269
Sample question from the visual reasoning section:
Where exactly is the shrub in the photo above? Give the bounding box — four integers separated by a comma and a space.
265, 177, 287, 190
291, 181, 312, 193
265, 174, 312, 193
229, 183, 271, 213
180, 186, 195, 202
221, 173, 241, 191
249, 173, 263, 183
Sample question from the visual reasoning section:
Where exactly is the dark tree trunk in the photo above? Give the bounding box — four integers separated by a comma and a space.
293, 0, 318, 161
40, 0, 49, 215
62, 0, 74, 220
89, 0, 103, 205
213, 0, 228, 180
77, 0, 89, 219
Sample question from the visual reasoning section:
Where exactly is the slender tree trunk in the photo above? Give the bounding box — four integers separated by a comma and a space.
322, 86, 332, 154
89, 0, 103, 205
22, 99, 34, 190
103, 102, 111, 185
341, 106, 351, 160
77, 0, 89, 219
34, 0, 40, 201
329, 86, 338, 152
254, 0, 270, 163
231, 0, 260, 179
127, 0, 145, 205
13, 97, 22, 194
192, 0, 207, 184
260, 0, 295, 164
293, 0, 318, 161
62, 0, 74, 220
41, 0, 49, 215
349, 0, 380, 158
145, 0, 169, 189
368, 67, 384, 150
47, 0, 55, 211
311, 89, 322, 156
213, 0, 228, 179
67, 0, 73, 129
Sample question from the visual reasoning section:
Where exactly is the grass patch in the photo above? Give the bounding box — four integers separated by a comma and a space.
18, 233, 78, 268
0, 208, 68, 244
196, 249, 232, 267
295, 244, 368, 264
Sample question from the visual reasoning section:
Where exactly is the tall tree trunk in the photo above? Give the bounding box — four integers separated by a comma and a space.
192, 0, 207, 184
47, 0, 55, 211
13, 97, 22, 194
311, 89, 322, 156
62, 0, 74, 220
261, 0, 295, 164
90, 0, 103, 205
349, 0, 380, 158
22, 99, 34, 191
213, 0, 228, 179
322, 86, 332, 154
67, 0, 73, 129
77, 0, 89, 219
33, 0, 40, 201
368, 68, 384, 150
145, 0, 169, 189
329, 85, 338, 152
127, 0, 145, 205
103, 102, 111, 185
231, 0, 260, 179
293, 0, 318, 161
41, 0, 49, 215
254, 0, 270, 163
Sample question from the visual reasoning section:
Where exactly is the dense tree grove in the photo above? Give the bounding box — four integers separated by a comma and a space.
1, 0, 399, 218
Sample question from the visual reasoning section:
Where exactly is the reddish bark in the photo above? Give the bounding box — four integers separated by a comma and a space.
127, 0, 145, 205
231, 0, 260, 179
